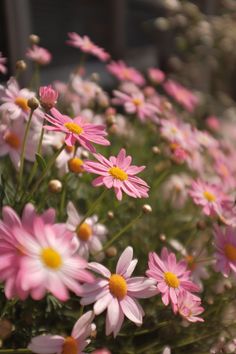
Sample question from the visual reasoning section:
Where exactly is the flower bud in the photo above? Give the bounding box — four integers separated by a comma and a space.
106, 246, 117, 258
39, 85, 58, 110
0, 319, 13, 340
15, 60, 27, 72
48, 179, 62, 193
142, 204, 152, 214
29, 34, 40, 45
152, 146, 161, 154
68, 158, 84, 174
107, 211, 114, 219
27, 97, 39, 111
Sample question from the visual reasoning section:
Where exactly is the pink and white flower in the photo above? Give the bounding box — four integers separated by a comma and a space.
28, 311, 94, 354
163, 80, 199, 112
107, 61, 145, 86
214, 225, 236, 277
0, 52, 7, 74
67, 33, 110, 62
44, 107, 110, 152
84, 148, 149, 200
146, 248, 200, 307
26, 45, 52, 65
177, 292, 204, 323
80, 246, 157, 337
66, 201, 107, 261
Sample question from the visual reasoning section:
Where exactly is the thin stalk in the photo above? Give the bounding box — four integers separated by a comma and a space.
78, 189, 107, 227
0, 350, 31, 353
59, 173, 69, 218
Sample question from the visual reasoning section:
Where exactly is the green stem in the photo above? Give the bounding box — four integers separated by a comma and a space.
17, 109, 34, 194
0, 350, 31, 353
22, 144, 66, 204
27, 117, 46, 186
59, 173, 69, 218
78, 189, 107, 227
99, 211, 142, 253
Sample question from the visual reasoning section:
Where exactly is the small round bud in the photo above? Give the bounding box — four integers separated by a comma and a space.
0, 319, 13, 340
106, 246, 117, 258
68, 158, 84, 174
90, 329, 97, 339
155, 17, 170, 31
142, 204, 152, 214
27, 97, 39, 111
48, 179, 62, 193
107, 211, 114, 219
152, 146, 161, 154
160, 233, 166, 242
106, 115, 117, 126
206, 296, 214, 305
196, 220, 206, 230
81, 150, 89, 159
90, 72, 100, 82
29, 34, 40, 45
16, 60, 27, 71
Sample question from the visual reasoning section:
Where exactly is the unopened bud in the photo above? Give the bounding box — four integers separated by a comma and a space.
152, 146, 161, 154
48, 179, 62, 193
0, 319, 13, 340
29, 34, 40, 45
16, 60, 27, 71
160, 233, 166, 242
107, 211, 114, 219
106, 115, 117, 126
27, 97, 39, 111
81, 150, 89, 159
142, 204, 152, 214
106, 246, 117, 258
90, 72, 100, 82
68, 158, 84, 174
196, 220, 206, 230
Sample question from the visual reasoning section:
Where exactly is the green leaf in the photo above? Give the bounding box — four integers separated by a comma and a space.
35, 153, 47, 171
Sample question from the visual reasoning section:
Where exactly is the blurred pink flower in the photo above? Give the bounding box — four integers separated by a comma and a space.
28, 311, 94, 354
26, 45, 52, 65
113, 90, 159, 123
39, 85, 58, 110
92, 350, 111, 354
67, 32, 110, 61
177, 292, 204, 323
107, 61, 145, 86
206, 115, 220, 132
0, 52, 7, 74
214, 225, 236, 277
44, 107, 110, 152
146, 248, 200, 307
84, 148, 149, 200
80, 247, 157, 337
148, 68, 165, 84
163, 80, 199, 112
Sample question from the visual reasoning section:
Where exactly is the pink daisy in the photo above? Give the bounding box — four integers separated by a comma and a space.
83, 148, 149, 200
80, 247, 157, 337
112, 90, 159, 123
163, 80, 199, 112
67, 33, 110, 62
107, 61, 145, 86
44, 107, 110, 152
26, 45, 52, 65
28, 310, 94, 354
189, 179, 231, 217
0, 52, 7, 74
177, 292, 204, 323
66, 201, 107, 261
214, 225, 236, 277
146, 248, 200, 307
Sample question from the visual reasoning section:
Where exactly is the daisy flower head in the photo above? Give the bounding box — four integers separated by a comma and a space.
16, 217, 94, 301
28, 310, 94, 354
80, 246, 157, 337
146, 248, 200, 307
66, 201, 107, 261
67, 32, 110, 62
83, 148, 149, 200
0, 52, 7, 74
0, 77, 36, 121
163, 80, 199, 112
26, 45, 52, 65
214, 225, 236, 277
177, 292, 204, 323
44, 107, 110, 152
107, 60, 145, 86
189, 179, 230, 217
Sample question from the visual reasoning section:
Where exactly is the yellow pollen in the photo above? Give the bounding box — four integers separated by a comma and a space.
62, 337, 78, 354
41, 248, 62, 269
109, 274, 127, 300
224, 243, 236, 262
164, 271, 180, 288
64, 122, 83, 135
68, 157, 84, 174
203, 190, 216, 202
109, 166, 128, 181
76, 223, 92, 241
15, 97, 30, 112
132, 98, 143, 106
4, 132, 20, 149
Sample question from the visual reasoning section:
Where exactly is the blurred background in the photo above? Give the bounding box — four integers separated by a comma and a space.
1, 0, 236, 105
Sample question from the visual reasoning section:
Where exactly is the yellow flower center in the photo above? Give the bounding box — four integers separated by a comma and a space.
109, 274, 127, 300
15, 97, 30, 112
132, 98, 143, 106
62, 337, 78, 354
203, 190, 216, 202
109, 167, 128, 181
68, 157, 84, 173
76, 223, 92, 241
64, 122, 83, 135
41, 248, 62, 269
224, 243, 236, 262
4, 132, 20, 149
164, 271, 180, 288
